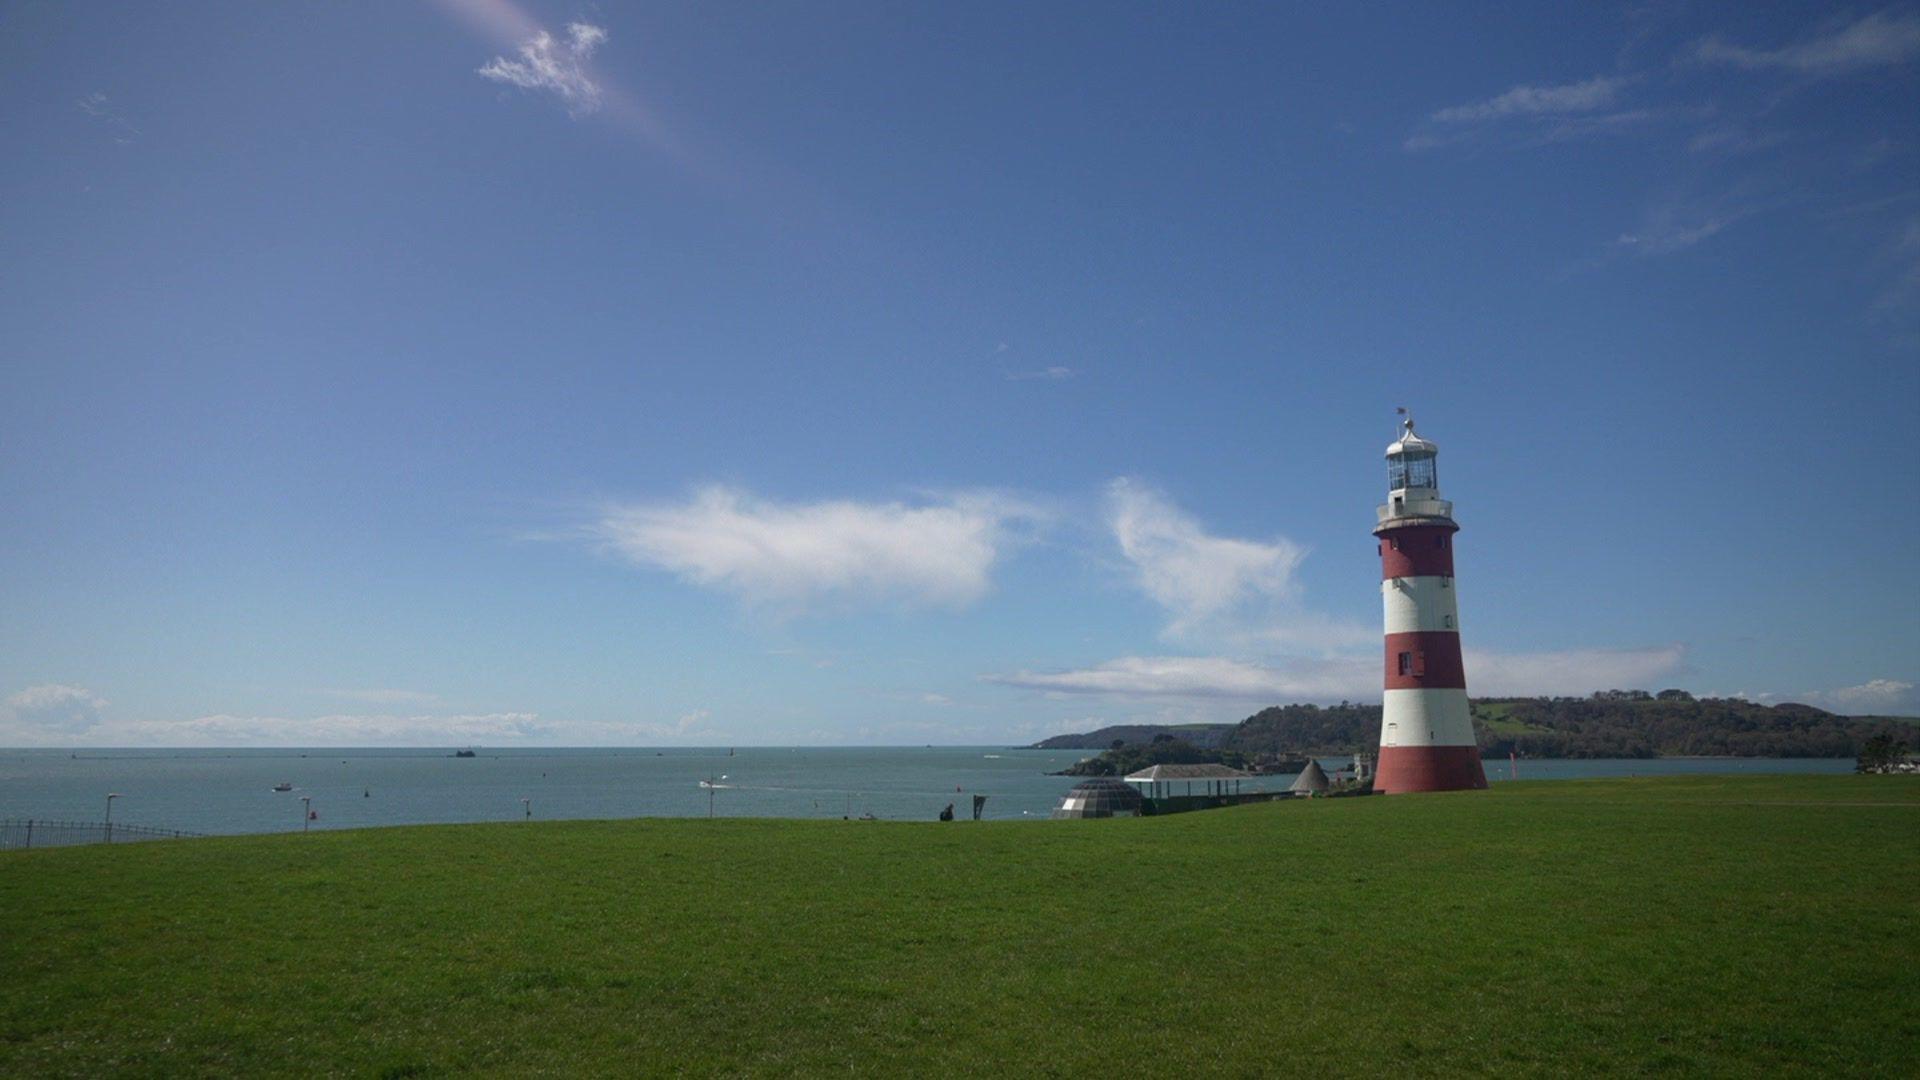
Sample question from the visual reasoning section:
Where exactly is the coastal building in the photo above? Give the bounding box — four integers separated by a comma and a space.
1373, 413, 1488, 793
1121, 762, 1254, 800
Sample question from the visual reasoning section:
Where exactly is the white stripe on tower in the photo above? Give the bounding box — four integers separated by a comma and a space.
1382, 576, 1460, 634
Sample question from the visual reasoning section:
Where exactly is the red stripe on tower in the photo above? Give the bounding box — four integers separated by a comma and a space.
1371, 412, 1487, 794
1382, 631, 1467, 690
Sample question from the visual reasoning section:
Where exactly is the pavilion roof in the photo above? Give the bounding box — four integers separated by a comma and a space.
1124, 763, 1256, 782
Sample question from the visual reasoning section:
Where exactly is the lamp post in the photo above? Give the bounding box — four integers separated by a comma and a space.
300, 796, 312, 833
105, 793, 121, 844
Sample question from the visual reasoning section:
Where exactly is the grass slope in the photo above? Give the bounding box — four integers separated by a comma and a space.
4, 775, 1916, 1076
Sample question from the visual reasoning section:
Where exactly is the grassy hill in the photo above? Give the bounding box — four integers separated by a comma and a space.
3, 775, 1916, 1075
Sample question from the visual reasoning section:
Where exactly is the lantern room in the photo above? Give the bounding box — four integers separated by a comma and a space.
1386, 419, 1438, 493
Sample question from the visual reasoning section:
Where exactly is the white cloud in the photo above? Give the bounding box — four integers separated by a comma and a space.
589, 487, 1038, 614
4, 684, 108, 734
1432, 75, 1627, 123
1006, 366, 1075, 381
1805, 678, 1919, 715
984, 644, 1688, 704
1108, 479, 1307, 638
1694, 12, 1920, 76
478, 21, 608, 114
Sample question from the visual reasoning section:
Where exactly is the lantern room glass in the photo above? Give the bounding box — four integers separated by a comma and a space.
1388, 451, 1436, 491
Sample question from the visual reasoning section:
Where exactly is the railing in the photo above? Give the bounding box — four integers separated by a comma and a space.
0, 818, 205, 851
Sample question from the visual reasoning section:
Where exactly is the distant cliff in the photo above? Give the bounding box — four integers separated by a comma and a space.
1030, 694, 1916, 759
1031, 724, 1233, 751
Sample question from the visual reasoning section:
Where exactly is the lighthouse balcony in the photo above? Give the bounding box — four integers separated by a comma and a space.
1375, 494, 1452, 526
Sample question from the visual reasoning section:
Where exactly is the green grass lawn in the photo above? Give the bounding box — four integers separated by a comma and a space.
4, 775, 1916, 1076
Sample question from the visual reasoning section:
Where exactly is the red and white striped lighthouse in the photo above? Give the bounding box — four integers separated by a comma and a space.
1373, 413, 1487, 794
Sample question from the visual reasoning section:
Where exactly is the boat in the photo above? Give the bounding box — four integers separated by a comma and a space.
273, 782, 293, 792
453, 749, 477, 758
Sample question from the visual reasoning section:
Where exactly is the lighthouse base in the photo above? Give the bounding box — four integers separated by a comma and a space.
1374, 744, 1488, 794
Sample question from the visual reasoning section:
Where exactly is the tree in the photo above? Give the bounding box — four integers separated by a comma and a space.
1857, 733, 1910, 774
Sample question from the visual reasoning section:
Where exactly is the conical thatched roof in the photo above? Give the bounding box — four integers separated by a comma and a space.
1288, 759, 1330, 793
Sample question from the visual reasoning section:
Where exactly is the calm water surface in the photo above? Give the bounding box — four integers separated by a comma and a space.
0, 748, 1854, 835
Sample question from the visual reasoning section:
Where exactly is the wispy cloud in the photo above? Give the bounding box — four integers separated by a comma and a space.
1431, 75, 1629, 123
1407, 75, 1684, 151
120, 712, 549, 747
985, 655, 1370, 701
1612, 184, 1773, 256
1693, 11, 1920, 76
1613, 214, 1740, 255
587, 487, 1041, 614
1872, 213, 1920, 312
1006, 366, 1075, 382
984, 644, 1688, 704
1687, 126, 1791, 155
0, 692, 555, 747
75, 91, 138, 144
1108, 479, 1305, 639
478, 21, 608, 115
438, 0, 693, 166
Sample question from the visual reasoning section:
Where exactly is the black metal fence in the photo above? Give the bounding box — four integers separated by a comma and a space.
1, 819, 204, 851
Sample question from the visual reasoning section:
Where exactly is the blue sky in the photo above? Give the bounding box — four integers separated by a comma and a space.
2, 1, 1916, 745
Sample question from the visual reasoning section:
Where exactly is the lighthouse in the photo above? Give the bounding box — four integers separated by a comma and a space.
1373, 413, 1487, 794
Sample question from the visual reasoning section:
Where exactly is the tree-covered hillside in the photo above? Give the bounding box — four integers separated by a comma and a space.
1032, 693, 1916, 759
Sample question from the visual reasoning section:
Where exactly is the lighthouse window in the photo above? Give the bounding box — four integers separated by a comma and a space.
1397, 651, 1413, 676
1444, 614, 1454, 629
1406, 452, 1436, 488
1441, 576, 1451, 589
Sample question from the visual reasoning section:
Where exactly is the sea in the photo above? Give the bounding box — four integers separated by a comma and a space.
0, 748, 1856, 836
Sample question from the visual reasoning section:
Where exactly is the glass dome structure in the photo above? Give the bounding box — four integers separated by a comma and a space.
1052, 777, 1146, 819
1386, 418, 1438, 492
